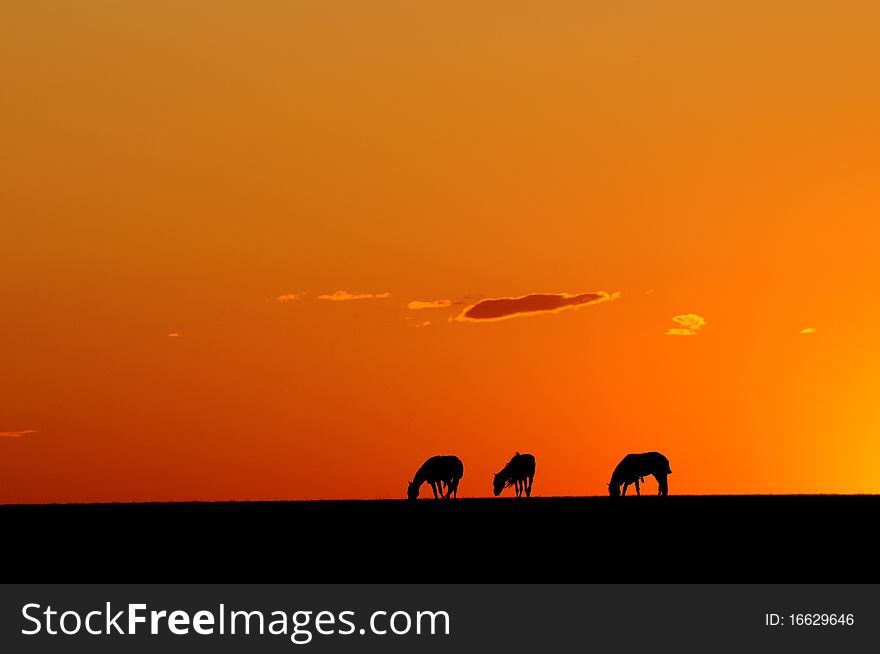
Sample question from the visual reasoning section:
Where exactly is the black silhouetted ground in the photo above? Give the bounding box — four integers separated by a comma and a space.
1, 496, 874, 582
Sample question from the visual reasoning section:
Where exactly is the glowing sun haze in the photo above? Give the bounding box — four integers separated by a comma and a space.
3, 1, 880, 502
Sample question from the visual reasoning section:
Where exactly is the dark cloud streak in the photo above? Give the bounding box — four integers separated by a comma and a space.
456, 291, 617, 322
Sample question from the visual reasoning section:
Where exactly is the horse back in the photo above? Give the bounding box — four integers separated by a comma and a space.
613, 451, 670, 482
421, 455, 463, 481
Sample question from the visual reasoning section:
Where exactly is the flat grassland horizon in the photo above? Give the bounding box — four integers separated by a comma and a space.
1, 492, 877, 506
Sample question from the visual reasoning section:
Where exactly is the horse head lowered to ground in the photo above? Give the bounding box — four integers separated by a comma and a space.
493, 452, 536, 498
407, 455, 464, 500
608, 452, 671, 497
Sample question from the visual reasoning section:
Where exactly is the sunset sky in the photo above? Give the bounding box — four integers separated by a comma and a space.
3, 2, 880, 502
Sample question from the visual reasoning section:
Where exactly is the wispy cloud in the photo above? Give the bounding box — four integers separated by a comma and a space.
0, 430, 37, 438
167, 332, 181, 337
275, 292, 304, 303
799, 327, 817, 335
665, 314, 706, 336
317, 290, 392, 302
454, 291, 619, 322
407, 299, 452, 311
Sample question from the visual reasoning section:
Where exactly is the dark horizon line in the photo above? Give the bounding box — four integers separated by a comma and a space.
1, 493, 878, 508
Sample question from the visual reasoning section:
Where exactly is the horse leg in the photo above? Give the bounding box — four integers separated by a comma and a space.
656, 473, 668, 496
621, 482, 629, 496
635, 479, 641, 496
515, 480, 522, 497
431, 482, 439, 499
526, 475, 533, 497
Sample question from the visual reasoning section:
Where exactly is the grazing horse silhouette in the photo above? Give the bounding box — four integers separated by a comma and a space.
493, 452, 536, 498
608, 452, 672, 497
407, 455, 464, 500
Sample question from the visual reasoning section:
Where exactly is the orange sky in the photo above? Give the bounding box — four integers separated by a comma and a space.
3, 2, 880, 502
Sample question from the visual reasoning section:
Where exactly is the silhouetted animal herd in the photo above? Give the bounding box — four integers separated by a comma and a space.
407, 451, 672, 499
